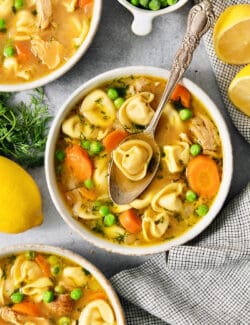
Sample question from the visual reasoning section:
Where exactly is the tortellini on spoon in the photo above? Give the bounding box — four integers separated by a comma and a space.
118, 92, 155, 132
79, 299, 115, 325
113, 139, 153, 181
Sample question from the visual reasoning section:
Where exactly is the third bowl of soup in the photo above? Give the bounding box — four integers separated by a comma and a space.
45, 66, 233, 255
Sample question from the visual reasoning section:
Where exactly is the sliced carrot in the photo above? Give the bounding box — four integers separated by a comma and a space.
15, 41, 33, 63
170, 84, 191, 108
77, 0, 93, 8
35, 254, 51, 277
119, 209, 142, 234
65, 144, 93, 183
83, 290, 107, 305
187, 155, 220, 199
12, 302, 40, 317
78, 186, 97, 201
103, 129, 128, 153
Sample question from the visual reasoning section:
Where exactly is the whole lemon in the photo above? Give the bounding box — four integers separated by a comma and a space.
0, 156, 43, 233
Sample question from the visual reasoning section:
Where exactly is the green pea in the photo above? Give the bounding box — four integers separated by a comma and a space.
51, 265, 61, 276
114, 97, 125, 109
179, 108, 192, 121
89, 141, 103, 155
43, 290, 54, 303
196, 204, 209, 217
107, 88, 119, 100
160, 0, 168, 7
58, 317, 71, 325
139, 0, 149, 7
11, 292, 24, 304
99, 205, 110, 217
81, 140, 91, 150
25, 251, 35, 260
130, 0, 140, 5
14, 0, 24, 9
185, 190, 197, 202
93, 201, 102, 209
104, 213, 116, 227
3, 45, 15, 58
70, 288, 82, 300
167, 0, 177, 5
190, 144, 202, 156
84, 178, 94, 190
0, 19, 6, 32
55, 285, 65, 294
149, 0, 161, 10
55, 150, 65, 162
48, 255, 59, 265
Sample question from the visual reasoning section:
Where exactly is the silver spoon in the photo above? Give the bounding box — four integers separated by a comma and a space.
108, 0, 214, 205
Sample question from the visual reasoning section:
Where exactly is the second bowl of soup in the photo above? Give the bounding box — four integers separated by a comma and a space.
45, 66, 233, 255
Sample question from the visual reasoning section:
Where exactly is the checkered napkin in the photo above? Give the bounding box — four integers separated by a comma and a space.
111, 183, 250, 324
198, 0, 250, 143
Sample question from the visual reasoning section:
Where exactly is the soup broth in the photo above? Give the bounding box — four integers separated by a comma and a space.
0, 0, 93, 84
55, 76, 223, 246
0, 251, 116, 324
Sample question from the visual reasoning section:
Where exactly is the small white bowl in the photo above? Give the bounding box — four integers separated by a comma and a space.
0, 0, 102, 92
117, 0, 189, 36
45, 66, 233, 256
0, 244, 126, 325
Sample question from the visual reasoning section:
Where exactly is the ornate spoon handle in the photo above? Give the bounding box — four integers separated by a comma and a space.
147, 0, 215, 135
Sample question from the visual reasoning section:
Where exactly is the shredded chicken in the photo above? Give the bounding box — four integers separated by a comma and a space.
0, 307, 20, 325
31, 38, 63, 70
190, 113, 220, 154
36, 0, 52, 30
0, 307, 51, 325
46, 294, 74, 317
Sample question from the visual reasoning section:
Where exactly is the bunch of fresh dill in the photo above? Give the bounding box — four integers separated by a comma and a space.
0, 88, 52, 167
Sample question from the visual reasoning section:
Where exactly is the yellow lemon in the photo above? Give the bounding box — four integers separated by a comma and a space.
213, 4, 250, 64
228, 64, 250, 116
0, 156, 43, 233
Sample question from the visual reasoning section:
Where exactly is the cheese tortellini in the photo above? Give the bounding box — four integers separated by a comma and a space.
152, 183, 184, 213
163, 141, 189, 173
80, 90, 116, 128
22, 277, 53, 302
142, 208, 170, 241
119, 92, 155, 131
79, 299, 115, 325
63, 0, 77, 12
60, 266, 89, 288
73, 202, 102, 220
0, 0, 12, 18
113, 139, 153, 181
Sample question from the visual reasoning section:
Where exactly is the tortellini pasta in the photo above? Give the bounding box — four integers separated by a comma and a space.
0, 0, 12, 18
60, 267, 88, 288
79, 299, 115, 325
93, 156, 109, 197
152, 183, 184, 213
163, 141, 189, 173
3, 57, 33, 80
118, 92, 155, 131
63, 0, 77, 12
73, 202, 102, 220
22, 277, 53, 302
113, 139, 153, 181
15, 10, 36, 37
142, 208, 170, 241
73, 16, 90, 47
80, 90, 116, 128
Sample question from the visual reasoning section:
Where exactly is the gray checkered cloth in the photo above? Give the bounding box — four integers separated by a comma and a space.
111, 4, 250, 322
111, 183, 250, 324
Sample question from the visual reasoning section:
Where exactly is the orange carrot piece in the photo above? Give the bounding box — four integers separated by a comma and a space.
170, 84, 191, 108
35, 254, 51, 277
65, 144, 93, 182
78, 186, 97, 201
103, 129, 128, 153
12, 302, 40, 317
187, 155, 220, 199
15, 41, 33, 63
119, 209, 142, 234
77, 0, 93, 8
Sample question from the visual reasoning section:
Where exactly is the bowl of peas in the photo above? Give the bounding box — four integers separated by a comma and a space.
117, 0, 189, 35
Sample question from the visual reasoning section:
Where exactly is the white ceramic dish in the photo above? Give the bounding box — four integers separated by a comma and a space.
0, 0, 102, 92
117, 0, 189, 35
0, 244, 126, 325
45, 66, 233, 256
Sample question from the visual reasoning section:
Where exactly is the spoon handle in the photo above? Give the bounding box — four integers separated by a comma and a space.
146, 0, 215, 135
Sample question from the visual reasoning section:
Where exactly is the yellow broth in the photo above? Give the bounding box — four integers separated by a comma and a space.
55, 76, 223, 246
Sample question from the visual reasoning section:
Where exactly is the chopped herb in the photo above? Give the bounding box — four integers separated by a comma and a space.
92, 221, 104, 234
174, 214, 183, 222
82, 268, 91, 276
115, 233, 126, 243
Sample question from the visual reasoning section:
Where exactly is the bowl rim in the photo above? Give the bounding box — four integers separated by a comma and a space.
0, 244, 126, 325
116, 0, 189, 17
0, 0, 103, 92
45, 65, 233, 256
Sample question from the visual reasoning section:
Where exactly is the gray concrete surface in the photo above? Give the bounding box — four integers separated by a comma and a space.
0, 0, 249, 278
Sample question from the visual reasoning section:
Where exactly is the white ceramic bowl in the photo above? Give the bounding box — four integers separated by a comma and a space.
0, 244, 126, 324
45, 66, 233, 256
0, 0, 102, 92
117, 0, 189, 35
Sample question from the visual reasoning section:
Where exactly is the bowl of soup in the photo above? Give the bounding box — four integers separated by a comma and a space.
0, 0, 102, 92
45, 66, 233, 255
0, 244, 125, 324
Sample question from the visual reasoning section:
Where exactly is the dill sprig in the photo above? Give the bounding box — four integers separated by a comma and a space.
0, 88, 52, 167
